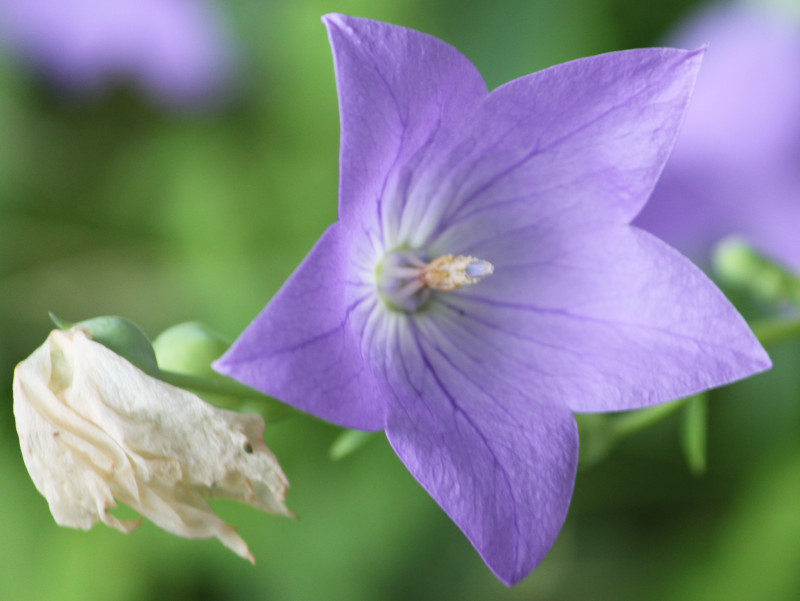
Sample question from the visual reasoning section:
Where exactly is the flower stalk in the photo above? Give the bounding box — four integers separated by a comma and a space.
158, 369, 293, 420
750, 316, 800, 347
577, 394, 703, 470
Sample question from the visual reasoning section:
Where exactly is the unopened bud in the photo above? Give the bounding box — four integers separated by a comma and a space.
153, 322, 230, 377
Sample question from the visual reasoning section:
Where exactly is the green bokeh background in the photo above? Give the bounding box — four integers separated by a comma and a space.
1, 1, 798, 599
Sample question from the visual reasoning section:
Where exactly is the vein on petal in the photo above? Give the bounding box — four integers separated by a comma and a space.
406, 319, 524, 571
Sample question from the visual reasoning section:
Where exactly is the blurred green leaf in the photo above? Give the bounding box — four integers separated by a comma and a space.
667, 444, 800, 601
576, 413, 615, 470
330, 428, 380, 460
680, 394, 708, 475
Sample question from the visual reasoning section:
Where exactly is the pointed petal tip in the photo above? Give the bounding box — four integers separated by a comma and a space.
669, 44, 705, 80
753, 344, 773, 373
321, 12, 349, 32
210, 337, 262, 382
648, 44, 705, 63
496, 569, 526, 588
210, 350, 241, 381
686, 43, 708, 57
210, 355, 230, 376
485, 551, 547, 587
473, 501, 568, 588
687, 45, 707, 71
387, 395, 577, 587
734, 317, 773, 376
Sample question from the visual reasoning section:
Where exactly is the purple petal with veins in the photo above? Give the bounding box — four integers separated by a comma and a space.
216, 14, 771, 585
634, 4, 800, 269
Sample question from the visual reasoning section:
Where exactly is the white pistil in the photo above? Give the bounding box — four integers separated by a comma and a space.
377, 251, 494, 311
420, 254, 495, 291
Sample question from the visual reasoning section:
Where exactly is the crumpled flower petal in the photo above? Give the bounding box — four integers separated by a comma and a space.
14, 328, 290, 562
217, 14, 771, 585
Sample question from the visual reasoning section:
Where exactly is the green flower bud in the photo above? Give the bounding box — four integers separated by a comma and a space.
713, 237, 800, 306
152, 322, 229, 377
153, 322, 234, 408
50, 313, 159, 376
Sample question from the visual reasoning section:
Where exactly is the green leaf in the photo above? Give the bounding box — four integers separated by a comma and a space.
575, 413, 615, 470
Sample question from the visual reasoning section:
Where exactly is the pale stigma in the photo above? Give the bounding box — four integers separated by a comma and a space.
420, 254, 495, 290
378, 251, 494, 311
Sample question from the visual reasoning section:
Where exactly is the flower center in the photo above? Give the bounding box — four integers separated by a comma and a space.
377, 250, 494, 312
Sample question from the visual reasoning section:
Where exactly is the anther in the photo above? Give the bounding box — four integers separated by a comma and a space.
377, 251, 494, 312
420, 255, 495, 291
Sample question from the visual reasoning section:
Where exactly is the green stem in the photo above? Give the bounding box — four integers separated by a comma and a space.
157, 369, 291, 418
158, 369, 256, 397
611, 395, 694, 439
579, 395, 701, 470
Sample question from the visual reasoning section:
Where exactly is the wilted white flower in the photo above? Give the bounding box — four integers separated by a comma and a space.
13, 327, 290, 562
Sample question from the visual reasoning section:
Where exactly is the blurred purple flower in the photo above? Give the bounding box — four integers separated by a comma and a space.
635, 4, 800, 269
0, 0, 238, 107
215, 15, 770, 585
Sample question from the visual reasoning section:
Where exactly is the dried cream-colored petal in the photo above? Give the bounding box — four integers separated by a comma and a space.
13, 328, 290, 562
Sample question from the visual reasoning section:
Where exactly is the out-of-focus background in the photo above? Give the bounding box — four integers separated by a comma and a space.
1, 0, 798, 600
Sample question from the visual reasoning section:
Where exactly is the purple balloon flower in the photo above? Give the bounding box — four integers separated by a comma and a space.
634, 4, 800, 269
215, 15, 770, 585
0, 0, 237, 107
